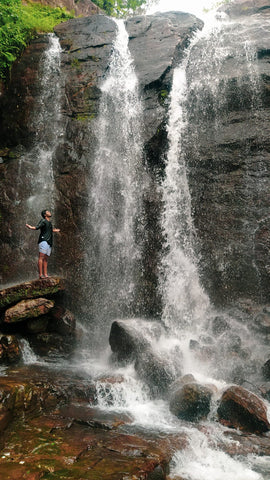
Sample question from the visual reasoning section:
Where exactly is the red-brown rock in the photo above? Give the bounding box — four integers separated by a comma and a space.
0, 277, 65, 310
0, 335, 21, 364
217, 385, 270, 433
4, 298, 54, 323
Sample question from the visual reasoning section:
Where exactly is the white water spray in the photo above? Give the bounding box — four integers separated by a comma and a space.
89, 19, 145, 330
170, 427, 263, 480
19, 338, 38, 364
26, 33, 62, 214
159, 38, 210, 334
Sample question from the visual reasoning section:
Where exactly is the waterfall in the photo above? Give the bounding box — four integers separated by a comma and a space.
157, 15, 269, 478
159, 50, 210, 334
18, 34, 62, 276
88, 19, 145, 342
24, 33, 62, 214
77, 12, 269, 480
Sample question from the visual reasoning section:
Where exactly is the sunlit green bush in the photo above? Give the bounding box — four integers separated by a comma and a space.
93, 0, 148, 17
0, 0, 73, 79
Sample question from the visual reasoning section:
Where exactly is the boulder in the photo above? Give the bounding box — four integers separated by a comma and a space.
50, 305, 76, 336
217, 385, 270, 433
4, 298, 54, 323
0, 335, 21, 364
109, 319, 176, 395
109, 318, 163, 362
169, 383, 212, 422
26, 316, 49, 334
135, 349, 175, 396
262, 359, 270, 380
0, 277, 65, 310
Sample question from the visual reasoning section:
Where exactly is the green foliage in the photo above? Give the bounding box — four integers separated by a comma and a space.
203, 0, 232, 13
0, 0, 73, 79
93, 0, 149, 17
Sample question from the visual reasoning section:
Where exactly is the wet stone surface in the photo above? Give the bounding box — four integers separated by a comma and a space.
1, 365, 270, 479
0, 365, 187, 479
0, 405, 185, 479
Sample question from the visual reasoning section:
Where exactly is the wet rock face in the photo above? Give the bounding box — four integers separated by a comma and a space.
109, 319, 177, 395
169, 382, 213, 422
219, 0, 270, 17
126, 12, 203, 165
217, 385, 270, 433
0, 12, 202, 319
185, 7, 270, 306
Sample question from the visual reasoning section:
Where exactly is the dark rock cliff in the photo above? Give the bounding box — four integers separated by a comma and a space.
1, 4, 270, 313
184, 4, 270, 306
0, 11, 202, 317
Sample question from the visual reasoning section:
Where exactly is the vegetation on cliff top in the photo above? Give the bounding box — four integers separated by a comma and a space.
0, 0, 152, 80
0, 0, 73, 79
93, 0, 149, 17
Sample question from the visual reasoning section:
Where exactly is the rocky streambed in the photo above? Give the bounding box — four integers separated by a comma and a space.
0, 363, 270, 479
1, 281, 270, 479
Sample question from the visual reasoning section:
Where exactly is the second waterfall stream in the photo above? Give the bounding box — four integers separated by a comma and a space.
74, 15, 270, 480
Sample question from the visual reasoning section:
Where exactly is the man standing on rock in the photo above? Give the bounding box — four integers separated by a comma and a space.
26, 210, 60, 279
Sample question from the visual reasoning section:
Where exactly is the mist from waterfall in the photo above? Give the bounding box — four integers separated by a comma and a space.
88, 19, 145, 342
19, 34, 62, 276
77, 12, 270, 480
24, 33, 62, 215
158, 48, 210, 335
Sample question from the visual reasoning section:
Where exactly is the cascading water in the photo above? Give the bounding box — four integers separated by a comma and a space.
155, 13, 270, 480
158, 44, 210, 335
86, 19, 145, 345
87, 12, 270, 480
19, 34, 62, 274
22, 33, 62, 213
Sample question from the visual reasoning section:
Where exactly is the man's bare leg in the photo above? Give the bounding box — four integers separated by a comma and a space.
38, 252, 47, 278
43, 255, 49, 277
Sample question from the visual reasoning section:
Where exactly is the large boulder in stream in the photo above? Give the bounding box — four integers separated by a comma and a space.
135, 349, 175, 396
109, 319, 177, 395
109, 318, 163, 361
217, 385, 270, 433
169, 382, 213, 422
